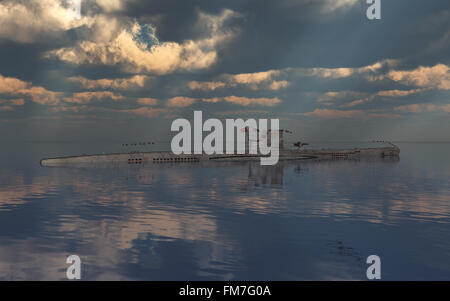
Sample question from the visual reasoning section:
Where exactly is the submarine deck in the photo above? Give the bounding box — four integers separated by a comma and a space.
40, 146, 400, 166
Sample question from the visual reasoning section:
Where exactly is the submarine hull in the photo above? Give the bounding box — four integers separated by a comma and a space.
40, 146, 400, 167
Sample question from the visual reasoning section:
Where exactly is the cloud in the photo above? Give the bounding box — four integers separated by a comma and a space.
202, 96, 282, 106
188, 69, 289, 91
0, 105, 13, 111
214, 110, 268, 116
317, 91, 372, 108
0, 0, 91, 43
167, 97, 197, 107
202, 97, 222, 103
10, 98, 25, 106
95, 0, 124, 12
137, 98, 158, 106
0, 74, 61, 105
121, 107, 168, 118
394, 103, 450, 113
189, 60, 394, 94
282, 0, 359, 14
0, 98, 23, 111
300, 108, 365, 118
386, 64, 450, 90
45, 9, 241, 74
0, 75, 29, 94
340, 97, 373, 108
308, 67, 354, 79
376, 89, 425, 97
187, 60, 397, 93
293, 60, 397, 80
226, 70, 290, 90
304, 61, 389, 79
317, 91, 365, 103
229, 70, 281, 85
50, 105, 92, 113
0, 98, 25, 107
64, 91, 124, 104
394, 104, 429, 113
19, 87, 61, 105
321, 0, 359, 13
68, 75, 149, 90
268, 80, 290, 90
368, 113, 403, 119
51, 104, 168, 118
223, 96, 281, 107
0, 0, 132, 44
188, 81, 226, 91
337, 89, 426, 108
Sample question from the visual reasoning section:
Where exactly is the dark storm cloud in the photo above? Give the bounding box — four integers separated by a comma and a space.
213, 0, 449, 73
115, 0, 449, 73
0, 0, 449, 141
1, 0, 448, 77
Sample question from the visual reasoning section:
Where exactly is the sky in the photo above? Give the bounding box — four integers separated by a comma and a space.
0, 0, 449, 143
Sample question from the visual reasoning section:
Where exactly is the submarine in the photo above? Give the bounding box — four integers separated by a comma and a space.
39, 130, 400, 167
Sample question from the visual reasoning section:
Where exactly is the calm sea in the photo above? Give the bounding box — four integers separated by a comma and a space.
0, 142, 449, 280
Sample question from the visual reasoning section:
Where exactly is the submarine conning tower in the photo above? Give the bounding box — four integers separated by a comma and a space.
246, 128, 289, 150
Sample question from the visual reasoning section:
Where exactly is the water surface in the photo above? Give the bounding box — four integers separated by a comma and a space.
0, 142, 449, 280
